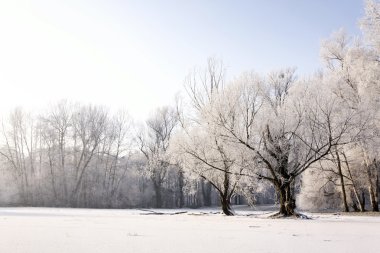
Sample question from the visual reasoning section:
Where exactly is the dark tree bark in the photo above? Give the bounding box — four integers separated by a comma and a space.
220, 196, 233, 216
200, 170, 235, 216
220, 167, 234, 216
277, 182, 296, 216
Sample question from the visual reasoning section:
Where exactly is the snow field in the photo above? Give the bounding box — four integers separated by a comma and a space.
0, 208, 379, 253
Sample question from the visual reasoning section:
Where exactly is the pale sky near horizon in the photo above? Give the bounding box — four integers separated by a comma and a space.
0, 0, 364, 121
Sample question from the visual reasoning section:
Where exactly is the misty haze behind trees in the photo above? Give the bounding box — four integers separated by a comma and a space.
0, 0, 380, 216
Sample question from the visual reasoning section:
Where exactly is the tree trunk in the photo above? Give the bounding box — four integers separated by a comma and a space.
278, 183, 296, 216
350, 191, 359, 212
366, 166, 379, 212
220, 195, 233, 216
368, 185, 379, 211
343, 152, 365, 212
336, 151, 349, 212
362, 150, 379, 212
353, 188, 366, 212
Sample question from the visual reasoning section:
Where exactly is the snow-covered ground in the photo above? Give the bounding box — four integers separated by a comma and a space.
0, 207, 379, 253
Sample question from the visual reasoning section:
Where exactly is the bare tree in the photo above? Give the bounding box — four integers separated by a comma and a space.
70, 105, 108, 205
0, 108, 40, 204
39, 101, 72, 205
96, 110, 133, 207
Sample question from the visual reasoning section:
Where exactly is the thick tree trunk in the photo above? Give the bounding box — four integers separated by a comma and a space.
220, 195, 233, 216
220, 170, 234, 216
278, 183, 296, 216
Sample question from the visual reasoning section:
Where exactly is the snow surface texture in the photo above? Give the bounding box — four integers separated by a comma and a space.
0, 207, 379, 253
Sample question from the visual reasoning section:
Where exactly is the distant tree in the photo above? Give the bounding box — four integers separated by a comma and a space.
137, 106, 178, 208
0, 108, 40, 204
39, 100, 73, 205
96, 110, 133, 207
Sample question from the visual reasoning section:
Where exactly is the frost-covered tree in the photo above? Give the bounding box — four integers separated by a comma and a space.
95, 110, 133, 207
361, 0, 380, 55
137, 106, 179, 208
173, 58, 251, 215
0, 108, 42, 204
209, 69, 359, 216
39, 100, 73, 205
174, 121, 248, 215
320, 7, 380, 211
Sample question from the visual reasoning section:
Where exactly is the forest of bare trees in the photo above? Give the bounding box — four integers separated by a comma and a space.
0, 0, 379, 217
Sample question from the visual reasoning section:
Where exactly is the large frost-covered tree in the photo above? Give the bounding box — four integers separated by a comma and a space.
206, 68, 360, 216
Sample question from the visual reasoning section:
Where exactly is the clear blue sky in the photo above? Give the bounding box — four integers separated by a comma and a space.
0, 0, 365, 120
106, 0, 364, 74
